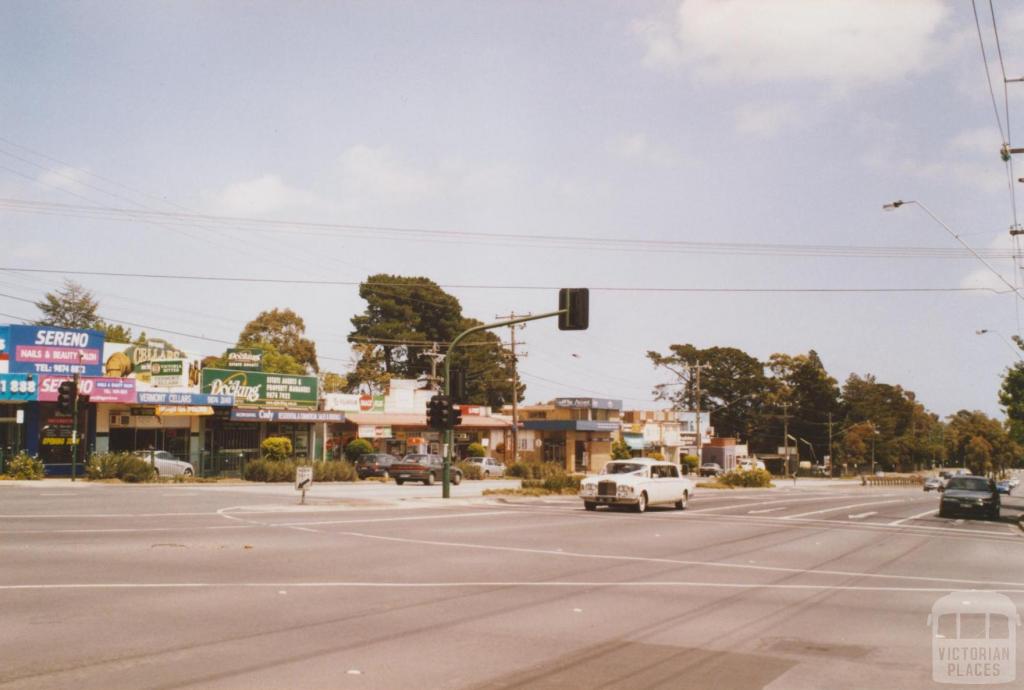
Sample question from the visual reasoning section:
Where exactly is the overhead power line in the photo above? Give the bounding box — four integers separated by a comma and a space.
0, 197, 1017, 260
0, 267, 1007, 295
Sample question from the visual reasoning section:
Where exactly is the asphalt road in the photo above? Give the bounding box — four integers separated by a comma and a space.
2, 480, 1023, 689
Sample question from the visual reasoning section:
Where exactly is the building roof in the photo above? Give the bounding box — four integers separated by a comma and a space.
343, 413, 513, 429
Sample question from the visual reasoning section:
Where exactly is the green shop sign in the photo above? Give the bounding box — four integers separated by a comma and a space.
226, 348, 263, 371
200, 368, 318, 408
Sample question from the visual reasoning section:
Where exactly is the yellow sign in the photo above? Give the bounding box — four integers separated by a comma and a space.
155, 405, 214, 417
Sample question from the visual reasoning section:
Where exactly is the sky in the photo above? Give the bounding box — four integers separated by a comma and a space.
2, 0, 1024, 419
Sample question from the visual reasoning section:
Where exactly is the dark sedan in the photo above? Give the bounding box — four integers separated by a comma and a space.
389, 453, 463, 486
355, 453, 400, 480
939, 476, 1000, 520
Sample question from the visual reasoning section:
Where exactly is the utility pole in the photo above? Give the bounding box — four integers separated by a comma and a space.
419, 342, 445, 391
693, 360, 707, 461
781, 402, 792, 476
495, 312, 528, 464
828, 412, 834, 477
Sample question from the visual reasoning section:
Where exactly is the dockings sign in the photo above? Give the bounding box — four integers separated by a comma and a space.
201, 368, 318, 408
226, 348, 263, 371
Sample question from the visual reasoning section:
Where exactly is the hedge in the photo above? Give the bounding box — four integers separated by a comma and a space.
86, 453, 156, 482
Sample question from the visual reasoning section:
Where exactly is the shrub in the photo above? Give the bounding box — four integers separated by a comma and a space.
313, 460, 356, 482
119, 456, 158, 482
719, 468, 773, 488
506, 461, 565, 479
244, 459, 296, 482
611, 440, 632, 459
681, 454, 700, 474
7, 453, 44, 480
86, 453, 156, 482
647, 451, 665, 461
466, 442, 487, 458
456, 460, 482, 480
343, 438, 374, 462
261, 436, 293, 461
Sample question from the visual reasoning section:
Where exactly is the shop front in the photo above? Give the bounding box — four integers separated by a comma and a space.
0, 373, 34, 468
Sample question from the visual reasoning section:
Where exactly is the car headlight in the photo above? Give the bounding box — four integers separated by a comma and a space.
580, 484, 596, 496
617, 485, 634, 497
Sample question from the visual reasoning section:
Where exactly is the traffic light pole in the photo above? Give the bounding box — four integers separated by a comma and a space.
441, 309, 565, 498
71, 373, 80, 482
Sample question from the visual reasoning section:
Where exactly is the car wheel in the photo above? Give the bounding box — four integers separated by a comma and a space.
938, 504, 949, 518
395, 479, 404, 486
635, 491, 648, 514
675, 490, 688, 510
183, 468, 193, 477
584, 501, 597, 511
425, 472, 435, 486
452, 472, 462, 486
484, 471, 490, 478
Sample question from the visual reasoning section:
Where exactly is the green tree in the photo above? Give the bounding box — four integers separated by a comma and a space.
238, 308, 319, 373
648, 344, 771, 446
964, 435, 994, 476
768, 351, 841, 465
347, 275, 523, 409
321, 372, 347, 393
206, 341, 307, 376
611, 440, 632, 459
344, 438, 374, 461
945, 410, 1019, 475
999, 361, 1024, 444
34, 279, 132, 341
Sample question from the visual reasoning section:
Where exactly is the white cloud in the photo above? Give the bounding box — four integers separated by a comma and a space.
633, 0, 950, 85
734, 101, 800, 137
608, 132, 680, 165
36, 166, 91, 194
336, 145, 442, 211
210, 174, 315, 215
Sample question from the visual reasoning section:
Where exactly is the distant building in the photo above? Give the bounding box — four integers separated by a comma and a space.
505, 397, 621, 473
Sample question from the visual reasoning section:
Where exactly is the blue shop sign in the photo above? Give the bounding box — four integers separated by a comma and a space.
6, 325, 104, 376
0, 373, 37, 401
136, 391, 235, 406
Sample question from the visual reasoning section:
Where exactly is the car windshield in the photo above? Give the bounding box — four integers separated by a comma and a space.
403, 455, 429, 462
602, 462, 646, 475
946, 478, 992, 492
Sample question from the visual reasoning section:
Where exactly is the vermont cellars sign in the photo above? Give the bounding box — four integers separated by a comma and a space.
200, 368, 318, 408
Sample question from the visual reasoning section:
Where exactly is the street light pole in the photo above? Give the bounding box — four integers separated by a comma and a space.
883, 200, 1024, 301
976, 329, 1023, 361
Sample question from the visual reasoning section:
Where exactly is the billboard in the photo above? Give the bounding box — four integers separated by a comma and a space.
0, 372, 37, 401
0, 326, 9, 374
103, 339, 200, 387
226, 348, 263, 371
201, 368, 318, 408
6, 325, 104, 376
38, 376, 137, 404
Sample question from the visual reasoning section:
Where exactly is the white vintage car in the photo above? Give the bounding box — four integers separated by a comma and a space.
579, 458, 696, 513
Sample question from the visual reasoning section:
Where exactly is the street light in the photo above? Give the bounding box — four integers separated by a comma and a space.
975, 329, 1023, 361
883, 199, 1023, 301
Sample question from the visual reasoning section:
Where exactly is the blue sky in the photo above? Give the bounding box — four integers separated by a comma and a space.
2, 0, 1023, 418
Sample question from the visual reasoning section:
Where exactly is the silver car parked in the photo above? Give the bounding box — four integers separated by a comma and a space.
135, 450, 194, 478
466, 456, 505, 477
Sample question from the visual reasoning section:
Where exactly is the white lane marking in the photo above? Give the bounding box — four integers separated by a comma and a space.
888, 508, 937, 526
1, 581, 1022, 594
2, 525, 253, 535
268, 510, 518, 528
848, 512, 877, 520
690, 494, 898, 513
748, 508, 786, 514
0, 512, 220, 519
492, 504, 1022, 542
38, 493, 73, 497
338, 531, 1024, 588
782, 499, 905, 520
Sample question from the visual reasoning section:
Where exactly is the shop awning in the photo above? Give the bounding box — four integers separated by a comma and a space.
343, 413, 513, 429
623, 433, 645, 451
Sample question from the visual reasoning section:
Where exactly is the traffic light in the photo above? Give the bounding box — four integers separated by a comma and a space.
449, 400, 463, 428
449, 368, 466, 401
427, 394, 451, 430
558, 288, 589, 330
57, 380, 76, 415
